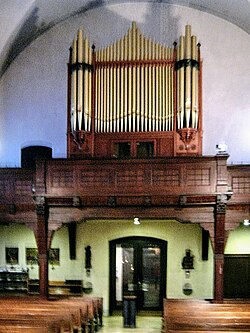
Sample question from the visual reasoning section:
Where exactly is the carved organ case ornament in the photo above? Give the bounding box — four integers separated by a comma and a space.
67, 22, 202, 158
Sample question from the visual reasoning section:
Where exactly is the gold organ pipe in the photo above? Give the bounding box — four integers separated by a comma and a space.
167, 48, 170, 131
77, 22, 196, 135
88, 44, 92, 131
124, 35, 128, 132
151, 39, 156, 131
77, 30, 83, 130
191, 35, 198, 129
101, 49, 104, 132
191, 36, 196, 128
96, 52, 101, 132
132, 23, 137, 132
112, 42, 117, 132
171, 62, 174, 130
108, 45, 115, 132
120, 38, 124, 132
83, 38, 89, 131
94, 49, 98, 132
95, 49, 98, 131
167, 65, 171, 130
128, 28, 132, 132
144, 37, 149, 132
116, 40, 121, 132
185, 25, 192, 127
155, 43, 159, 131
106, 47, 110, 132
102, 49, 106, 132
179, 36, 185, 129
112, 44, 116, 132
140, 34, 145, 132
99, 49, 104, 132
159, 45, 163, 131
162, 45, 165, 131
166, 48, 169, 131
171, 47, 174, 130
72, 38, 77, 131
162, 48, 166, 131
102, 48, 106, 132
158, 45, 162, 131
195, 51, 199, 129
176, 44, 180, 129
136, 30, 140, 132
148, 39, 152, 131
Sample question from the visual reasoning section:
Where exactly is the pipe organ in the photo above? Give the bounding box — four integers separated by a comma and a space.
67, 22, 202, 158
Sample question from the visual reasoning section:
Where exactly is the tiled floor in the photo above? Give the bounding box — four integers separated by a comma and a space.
100, 315, 162, 333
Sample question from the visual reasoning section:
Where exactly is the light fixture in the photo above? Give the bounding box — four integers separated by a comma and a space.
133, 217, 140, 225
216, 142, 228, 155
243, 219, 250, 226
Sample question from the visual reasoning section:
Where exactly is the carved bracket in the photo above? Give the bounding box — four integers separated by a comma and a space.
216, 194, 228, 214
177, 128, 197, 150
35, 196, 46, 215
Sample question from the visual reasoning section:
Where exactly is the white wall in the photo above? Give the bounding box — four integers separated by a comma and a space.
0, 3, 249, 166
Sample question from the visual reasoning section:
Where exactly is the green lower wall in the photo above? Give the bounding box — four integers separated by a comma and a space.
0, 221, 249, 314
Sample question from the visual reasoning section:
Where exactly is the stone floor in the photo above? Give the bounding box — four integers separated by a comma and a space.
99, 315, 162, 333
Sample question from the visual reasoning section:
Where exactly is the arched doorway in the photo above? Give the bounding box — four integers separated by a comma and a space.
109, 236, 167, 314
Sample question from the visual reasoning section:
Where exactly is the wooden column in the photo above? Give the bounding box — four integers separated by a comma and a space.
214, 194, 227, 303
34, 159, 49, 297
35, 196, 49, 298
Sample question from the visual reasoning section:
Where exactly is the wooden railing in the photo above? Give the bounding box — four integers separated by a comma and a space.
42, 156, 222, 196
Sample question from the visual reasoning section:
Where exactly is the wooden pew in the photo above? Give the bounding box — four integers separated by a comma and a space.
0, 296, 103, 333
162, 299, 250, 332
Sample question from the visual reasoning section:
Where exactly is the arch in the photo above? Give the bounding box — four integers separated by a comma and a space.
109, 236, 167, 315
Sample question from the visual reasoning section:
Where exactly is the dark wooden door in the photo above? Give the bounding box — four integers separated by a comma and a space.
224, 255, 250, 298
109, 237, 167, 314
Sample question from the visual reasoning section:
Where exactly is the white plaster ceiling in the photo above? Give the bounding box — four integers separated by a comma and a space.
0, 0, 249, 77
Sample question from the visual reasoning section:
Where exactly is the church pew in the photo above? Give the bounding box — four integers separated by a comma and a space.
0, 296, 103, 333
0, 310, 72, 333
162, 299, 250, 332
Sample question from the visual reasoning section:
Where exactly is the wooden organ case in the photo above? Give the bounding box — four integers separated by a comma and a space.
67, 22, 202, 159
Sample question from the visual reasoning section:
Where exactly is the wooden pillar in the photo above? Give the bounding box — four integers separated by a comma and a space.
214, 194, 227, 303
35, 196, 49, 298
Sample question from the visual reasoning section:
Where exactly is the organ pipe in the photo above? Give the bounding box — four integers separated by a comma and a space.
71, 38, 77, 132
176, 25, 200, 131
77, 30, 83, 130
69, 22, 200, 136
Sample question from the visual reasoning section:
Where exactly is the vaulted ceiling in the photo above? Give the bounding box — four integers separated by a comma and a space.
1, 0, 249, 77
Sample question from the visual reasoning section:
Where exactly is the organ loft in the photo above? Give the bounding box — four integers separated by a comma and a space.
67, 22, 202, 159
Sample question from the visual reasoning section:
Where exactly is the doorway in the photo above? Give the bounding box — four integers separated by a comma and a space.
224, 255, 250, 298
109, 237, 167, 314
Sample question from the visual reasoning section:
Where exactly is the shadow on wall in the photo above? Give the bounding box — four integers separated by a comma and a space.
21, 145, 52, 169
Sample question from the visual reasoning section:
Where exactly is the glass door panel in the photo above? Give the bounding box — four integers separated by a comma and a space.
142, 246, 161, 308
116, 245, 135, 307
